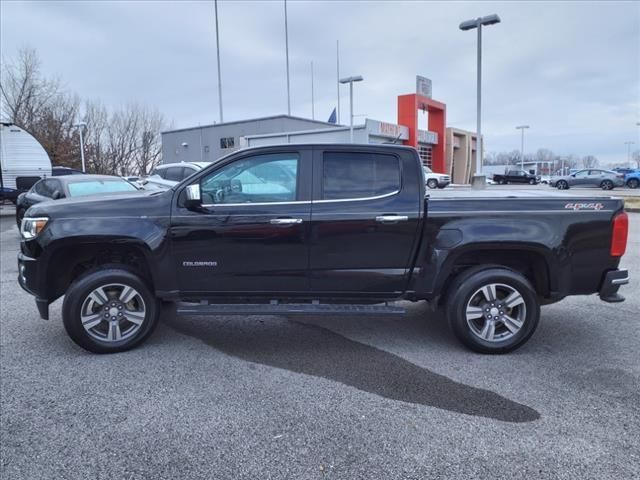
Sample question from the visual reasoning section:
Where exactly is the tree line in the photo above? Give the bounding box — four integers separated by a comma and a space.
0, 48, 167, 176
484, 148, 600, 173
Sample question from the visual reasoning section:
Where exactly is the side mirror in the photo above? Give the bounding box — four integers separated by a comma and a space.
184, 183, 202, 210
571, 173, 576, 177
52, 190, 63, 200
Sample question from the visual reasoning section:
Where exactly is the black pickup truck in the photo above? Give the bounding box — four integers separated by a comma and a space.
17, 144, 629, 354
493, 169, 541, 185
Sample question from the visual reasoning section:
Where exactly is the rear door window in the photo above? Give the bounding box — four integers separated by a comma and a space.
321, 152, 400, 200
164, 167, 185, 182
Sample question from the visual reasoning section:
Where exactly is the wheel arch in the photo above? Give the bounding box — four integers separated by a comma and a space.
44, 239, 157, 302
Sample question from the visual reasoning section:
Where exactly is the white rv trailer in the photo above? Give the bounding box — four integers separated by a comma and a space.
0, 123, 52, 203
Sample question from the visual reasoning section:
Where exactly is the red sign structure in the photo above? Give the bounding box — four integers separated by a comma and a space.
397, 94, 446, 173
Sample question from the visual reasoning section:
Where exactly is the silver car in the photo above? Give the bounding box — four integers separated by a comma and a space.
550, 169, 625, 190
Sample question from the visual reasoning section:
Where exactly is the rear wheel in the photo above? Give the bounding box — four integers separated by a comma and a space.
556, 180, 568, 190
62, 268, 159, 353
600, 180, 614, 190
445, 267, 540, 354
427, 179, 438, 189
626, 178, 639, 189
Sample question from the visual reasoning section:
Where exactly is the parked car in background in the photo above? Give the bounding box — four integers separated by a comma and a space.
539, 175, 551, 184
52, 166, 85, 176
15, 174, 139, 226
493, 169, 540, 185
550, 169, 625, 190
423, 166, 450, 189
613, 167, 639, 176
625, 170, 640, 189
0, 122, 52, 204
142, 162, 210, 190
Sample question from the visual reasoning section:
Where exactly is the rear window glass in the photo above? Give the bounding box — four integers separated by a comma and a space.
322, 152, 400, 200
67, 179, 137, 197
164, 167, 185, 182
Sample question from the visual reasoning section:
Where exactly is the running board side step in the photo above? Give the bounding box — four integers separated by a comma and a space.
176, 302, 406, 316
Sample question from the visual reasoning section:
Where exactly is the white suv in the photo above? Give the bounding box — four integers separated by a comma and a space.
423, 166, 450, 189
142, 162, 211, 190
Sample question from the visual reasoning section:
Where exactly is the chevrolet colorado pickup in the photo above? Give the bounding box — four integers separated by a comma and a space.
17, 144, 630, 354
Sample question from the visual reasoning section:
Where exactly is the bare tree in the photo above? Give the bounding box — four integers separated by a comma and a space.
581, 155, 598, 168
0, 47, 61, 130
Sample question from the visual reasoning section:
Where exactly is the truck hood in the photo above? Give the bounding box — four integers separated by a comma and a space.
26, 189, 173, 219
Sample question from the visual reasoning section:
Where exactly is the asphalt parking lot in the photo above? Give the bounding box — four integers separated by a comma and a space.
1, 200, 639, 479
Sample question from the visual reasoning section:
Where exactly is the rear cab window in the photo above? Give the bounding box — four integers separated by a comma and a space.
321, 151, 400, 200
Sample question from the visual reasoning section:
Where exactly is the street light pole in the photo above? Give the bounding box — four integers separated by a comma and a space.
73, 122, 87, 172
284, 0, 291, 115
214, 0, 223, 123
516, 125, 530, 171
624, 141, 635, 164
459, 14, 501, 179
339, 75, 364, 143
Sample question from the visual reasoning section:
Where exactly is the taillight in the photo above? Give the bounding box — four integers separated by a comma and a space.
611, 212, 628, 257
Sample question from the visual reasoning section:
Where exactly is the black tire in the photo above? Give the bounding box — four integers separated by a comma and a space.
15, 207, 25, 228
600, 180, 613, 190
498, 178, 507, 185
556, 180, 568, 190
528, 178, 536, 185
427, 179, 438, 189
445, 267, 540, 354
626, 178, 639, 189
62, 268, 159, 354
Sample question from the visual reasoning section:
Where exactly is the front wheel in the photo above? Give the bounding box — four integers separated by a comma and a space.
445, 267, 540, 354
627, 178, 639, 189
62, 268, 159, 353
600, 180, 614, 190
426, 179, 438, 189
528, 178, 536, 185
556, 180, 569, 190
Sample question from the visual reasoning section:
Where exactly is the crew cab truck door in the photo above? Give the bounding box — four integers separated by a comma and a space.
309, 147, 422, 295
170, 147, 312, 294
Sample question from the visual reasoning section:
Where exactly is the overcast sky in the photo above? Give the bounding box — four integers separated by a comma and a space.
2, 0, 639, 164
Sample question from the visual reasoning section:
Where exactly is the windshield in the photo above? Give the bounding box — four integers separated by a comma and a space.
67, 179, 138, 197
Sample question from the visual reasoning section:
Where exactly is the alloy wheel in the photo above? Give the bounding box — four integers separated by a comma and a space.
465, 283, 527, 343
80, 283, 146, 342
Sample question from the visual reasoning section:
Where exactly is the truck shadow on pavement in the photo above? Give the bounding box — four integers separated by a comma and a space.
164, 310, 540, 423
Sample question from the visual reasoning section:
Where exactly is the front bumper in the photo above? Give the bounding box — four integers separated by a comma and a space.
17, 252, 49, 319
599, 269, 629, 303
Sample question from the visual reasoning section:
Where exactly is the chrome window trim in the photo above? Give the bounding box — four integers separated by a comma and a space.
199, 189, 400, 208
313, 189, 400, 204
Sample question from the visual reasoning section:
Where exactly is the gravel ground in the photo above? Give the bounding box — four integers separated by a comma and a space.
1, 204, 639, 479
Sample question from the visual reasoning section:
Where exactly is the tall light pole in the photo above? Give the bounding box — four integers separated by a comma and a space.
214, 0, 223, 123
310, 61, 315, 120
284, 0, 291, 115
336, 40, 341, 124
73, 122, 87, 172
339, 75, 364, 143
516, 125, 530, 171
624, 141, 635, 164
459, 14, 501, 178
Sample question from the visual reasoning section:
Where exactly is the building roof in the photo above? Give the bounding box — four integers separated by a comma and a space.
162, 114, 339, 135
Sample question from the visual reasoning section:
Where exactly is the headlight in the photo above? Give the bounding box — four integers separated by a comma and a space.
20, 217, 49, 240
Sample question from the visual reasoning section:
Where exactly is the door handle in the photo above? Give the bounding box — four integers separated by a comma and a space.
270, 218, 303, 225
375, 215, 408, 224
